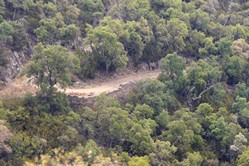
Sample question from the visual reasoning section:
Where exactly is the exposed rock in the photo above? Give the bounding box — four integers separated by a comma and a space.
0, 48, 30, 83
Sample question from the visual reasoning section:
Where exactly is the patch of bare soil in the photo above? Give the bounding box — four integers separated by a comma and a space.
0, 76, 38, 100
65, 69, 160, 98
0, 69, 160, 99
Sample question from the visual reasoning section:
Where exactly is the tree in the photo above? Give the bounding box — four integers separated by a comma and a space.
159, 52, 187, 93
165, 18, 188, 53
76, 0, 104, 26
198, 37, 217, 57
132, 104, 154, 120
182, 152, 203, 166
64, 5, 80, 24
84, 24, 128, 72
186, 59, 222, 110
225, 56, 245, 85
24, 43, 79, 92
190, 9, 210, 33
108, 0, 151, 22
185, 30, 206, 57
232, 39, 249, 57
236, 147, 249, 166
35, 13, 64, 44
232, 97, 249, 113
230, 132, 247, 155
0, 21, 15, 43
129, 156, 150, 166
235, 83, 249, 99
238, 108, 249, 128
159, 53, 186, 80
149, 140, 177, 166
128, 123, 153, 155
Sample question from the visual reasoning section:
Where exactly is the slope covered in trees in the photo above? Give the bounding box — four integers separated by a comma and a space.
0, 0, 249, 165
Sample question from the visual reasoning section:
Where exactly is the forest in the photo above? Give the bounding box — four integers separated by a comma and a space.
0, 0, 249, 165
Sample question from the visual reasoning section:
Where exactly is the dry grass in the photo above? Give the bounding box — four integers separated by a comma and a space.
0, 76, 38, 100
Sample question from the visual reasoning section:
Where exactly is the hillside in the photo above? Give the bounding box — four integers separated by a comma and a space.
0, 0, 249, 166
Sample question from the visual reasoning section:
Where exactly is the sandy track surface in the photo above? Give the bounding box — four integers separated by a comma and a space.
64, 70, 160, 98
0, 70, 160, 99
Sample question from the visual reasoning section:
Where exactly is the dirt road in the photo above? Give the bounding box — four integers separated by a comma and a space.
0, 70, 160, 99
64, 70, 160, 98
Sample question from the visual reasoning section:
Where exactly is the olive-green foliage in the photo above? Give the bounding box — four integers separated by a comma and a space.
1, 0, 249, 165
236, 148, 249, 166
0, 21, 15, 43
128, 155, 150, 166
24, 43, 79, 90
84, 24, 128, 72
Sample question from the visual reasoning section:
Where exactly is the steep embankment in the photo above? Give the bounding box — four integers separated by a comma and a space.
0, 70, 160, 99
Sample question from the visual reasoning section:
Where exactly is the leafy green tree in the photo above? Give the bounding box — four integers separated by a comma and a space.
64, 5, 80, 24
109, 0, 151, 22
129, 156, 150, 166
236, 147, 249, 166
186, 59, 222, 110
190, 9, 210, 33
7, 132, 47, 159
128, 123, 153, 155
225, 56, 245, 85
11, 22, 29, 51
162, 120, 195, 159
35, 13, 65, 44
108, 108, 129, 145
43, 2, 57, 18
185, 30, 206, 57
132, 104, 154, 120
209, 117, 228, 140
134, 79, 175, 113
149, 140, 177, 166
216, 38, 233, 57
0, 21, 15, 43
230, 24, 249, 41
76, 0, 104, 26
84, 24, 128, 72
159, 53, 186, 80
155, 110, 170, 130
183, 152, 203, 166
232, 97, 249, 113
230, 132, 247, 155
95, 107, 129, 146
198, 37, 217, 57
99, 17, 152, 66
138, 119, 158, 135
195, 103, 217, 131
75, 140, 101, 165
207, 22, 229, 41
150, 0, 182, 14
58, 24, 80, 46
235, 83, 249, 99
238, 108, 249, 128
6, 0, 33, 20
24, 43, 79, 91
232, 39, 249, 57
165, 18, 188, 53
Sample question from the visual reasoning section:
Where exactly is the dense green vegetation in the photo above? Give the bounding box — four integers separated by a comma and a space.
0, 0, 249, 165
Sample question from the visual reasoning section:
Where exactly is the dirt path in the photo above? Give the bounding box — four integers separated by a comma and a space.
0, 70, 160, 99
64, 70, 160, 98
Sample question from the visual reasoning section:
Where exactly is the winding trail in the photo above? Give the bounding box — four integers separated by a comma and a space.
64, 70, 160, 98
0, 70, 160, 99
